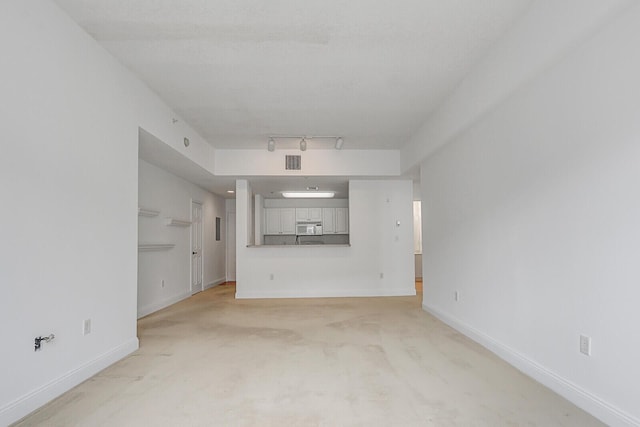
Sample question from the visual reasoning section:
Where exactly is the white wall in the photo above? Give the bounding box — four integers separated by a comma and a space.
0, 2, 214, 425
216, 149, 400, 176
420, 4, 640, 426
401, 0, 633, 173
236, 180, 415, 298
138, 160, 226, 318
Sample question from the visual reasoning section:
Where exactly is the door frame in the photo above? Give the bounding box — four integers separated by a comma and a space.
226, 210, 236, 282
190, 199, 204, 294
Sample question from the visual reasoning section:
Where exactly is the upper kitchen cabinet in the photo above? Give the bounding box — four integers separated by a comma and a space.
322, 208, 335, 232
323, 208, 349, 234
296, 207, 322, 222
265, 208, 296, 235
335, 207, 349, 234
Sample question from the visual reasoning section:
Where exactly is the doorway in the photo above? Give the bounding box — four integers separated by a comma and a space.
226, 211, 236, 281
191, 200, 203, 294
413, 200, 423, 292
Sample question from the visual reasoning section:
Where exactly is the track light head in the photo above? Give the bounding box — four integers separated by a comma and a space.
335, 137, 344, 150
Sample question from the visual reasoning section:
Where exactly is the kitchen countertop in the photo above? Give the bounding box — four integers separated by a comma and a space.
246, 244, 351, 248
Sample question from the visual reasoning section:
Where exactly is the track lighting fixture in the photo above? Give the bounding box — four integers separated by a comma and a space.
267, 135, 344, 151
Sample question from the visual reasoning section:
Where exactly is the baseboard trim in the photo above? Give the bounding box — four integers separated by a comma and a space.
137, 291, 191, 319
0, 337, 138, 426
204, 277, 226, 290
422, 303, 639, 427
236, 287, 416, 299
137, 278, 226, 319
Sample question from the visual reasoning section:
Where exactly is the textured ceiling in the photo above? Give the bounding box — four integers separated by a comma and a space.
55, 0, 531, 150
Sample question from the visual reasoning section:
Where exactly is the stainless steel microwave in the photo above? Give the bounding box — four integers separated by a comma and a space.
296, 222, 323, 236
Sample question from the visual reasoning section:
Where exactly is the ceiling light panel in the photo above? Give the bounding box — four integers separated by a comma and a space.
282, 191, 335, 199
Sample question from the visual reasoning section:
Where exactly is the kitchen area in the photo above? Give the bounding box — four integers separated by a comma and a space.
262, 201, 349, 246
236, 179, 415, 299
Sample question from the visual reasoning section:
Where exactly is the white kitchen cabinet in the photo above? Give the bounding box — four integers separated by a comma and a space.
295, 209, 307, 222
322, 208, 349, 234
322, 208, 335, 233
335, 207, 349, 234
281, 209, 296, 234
265, 208, 296, 235
296, 207, 322, 222
265, 209, 280, 234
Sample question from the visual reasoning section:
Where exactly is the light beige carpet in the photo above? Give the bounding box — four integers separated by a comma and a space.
15, 284, 603, 426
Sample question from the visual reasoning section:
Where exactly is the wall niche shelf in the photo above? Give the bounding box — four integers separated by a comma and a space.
138, 207, 160, 217
138, 243, 175, 251
165, 218, 191, 227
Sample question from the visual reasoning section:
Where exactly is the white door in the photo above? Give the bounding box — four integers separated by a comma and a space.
226, 211, 236, 281
191, 201, 203, 294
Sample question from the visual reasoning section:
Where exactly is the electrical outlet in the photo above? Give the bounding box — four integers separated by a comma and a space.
580, 335, 591, 356
454, 291, 460, 301
83, 319, 92, 336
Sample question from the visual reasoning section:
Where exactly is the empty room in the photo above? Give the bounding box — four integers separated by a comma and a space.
1, 0, 639, 426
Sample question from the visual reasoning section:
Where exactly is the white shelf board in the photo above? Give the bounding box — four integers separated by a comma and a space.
165, 218, 191, 227
138, 243, 175, 251
138, 207, 160, 217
